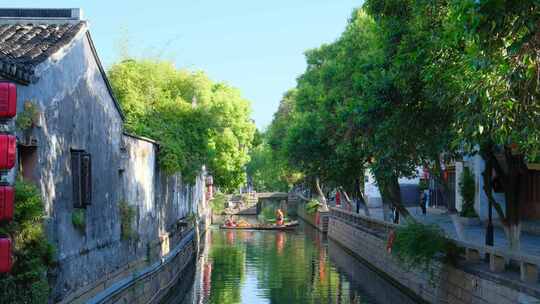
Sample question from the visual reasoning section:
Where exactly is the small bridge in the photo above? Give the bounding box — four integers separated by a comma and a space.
224, 192, 298, 216
256, 192, 288, 199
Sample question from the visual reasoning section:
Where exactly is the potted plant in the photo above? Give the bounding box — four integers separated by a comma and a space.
454, 167, 480, 226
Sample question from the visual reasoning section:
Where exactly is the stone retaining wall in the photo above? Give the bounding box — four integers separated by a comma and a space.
85, 229, 197, 304
327, 239, 422, 304
297, 206, 329, 232
328, 215, 540, 304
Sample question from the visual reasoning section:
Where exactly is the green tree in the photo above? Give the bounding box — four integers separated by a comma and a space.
429, 0, 540, 249
246, 137, 290, 192
108, 59, 255, 191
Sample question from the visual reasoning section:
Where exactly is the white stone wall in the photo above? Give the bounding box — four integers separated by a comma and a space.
364, 168, 422, 207
462, 154, 506, 221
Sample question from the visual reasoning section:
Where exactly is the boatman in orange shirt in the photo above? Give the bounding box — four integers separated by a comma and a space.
276, 209, 284, 226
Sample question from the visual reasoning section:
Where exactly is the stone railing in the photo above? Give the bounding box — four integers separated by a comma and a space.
330, 207, 397, 238
457, 240, 540, 284
330, 207, 540, 285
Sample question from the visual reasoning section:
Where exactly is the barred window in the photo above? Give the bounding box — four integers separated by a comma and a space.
71, 150, 92, 208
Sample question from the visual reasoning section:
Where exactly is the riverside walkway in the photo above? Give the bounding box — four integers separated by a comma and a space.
360, 206, 540, 256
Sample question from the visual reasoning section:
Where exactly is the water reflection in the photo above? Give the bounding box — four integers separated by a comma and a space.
166, 221, 418, 304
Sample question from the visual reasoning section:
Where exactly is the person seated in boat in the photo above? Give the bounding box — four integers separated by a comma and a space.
276, 209, 284, 226
225, 216, 237, 227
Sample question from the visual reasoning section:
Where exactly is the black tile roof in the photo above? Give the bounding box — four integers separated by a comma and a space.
0, 22, 86, 84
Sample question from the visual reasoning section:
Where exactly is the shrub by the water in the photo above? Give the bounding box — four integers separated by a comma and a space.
0, 181, 56, 303
210, 193, 227, 215
392, 221, 461, 282
305, 199, 321, 215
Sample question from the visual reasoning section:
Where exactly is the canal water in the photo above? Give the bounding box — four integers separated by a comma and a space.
163, 220, 419, 304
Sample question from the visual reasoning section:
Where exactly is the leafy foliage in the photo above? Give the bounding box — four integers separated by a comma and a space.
210, 192, 227, 215
262, 1, 540, 241
459, 167, 478, 218
108, 59, 255, 191
15, 101, 40, 131
0, 181, 55, 303
305, 199, 321, 215
392, 222, 461, 281
246, 132, 291, 192
71, 209, 86, 233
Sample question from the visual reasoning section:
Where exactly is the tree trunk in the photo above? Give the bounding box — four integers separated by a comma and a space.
502, 147, 525, 252
354, 178, 370, 216
386, 174, 412, 221
315, 177, 328, 210
374, 172, 412, 222
480, 143, 526, 252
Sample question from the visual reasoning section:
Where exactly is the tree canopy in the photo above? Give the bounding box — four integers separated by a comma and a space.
265, 0, 540, 243
108, 59, 255, 191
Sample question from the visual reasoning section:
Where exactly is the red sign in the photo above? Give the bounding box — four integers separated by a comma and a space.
0, 83, 16, 118
0, 135, 16, 170
0, 238, 12, 273
335, 191, 341, 206
0, 186, 13, 221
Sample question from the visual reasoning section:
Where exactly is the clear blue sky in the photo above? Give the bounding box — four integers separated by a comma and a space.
4, 1, 362, 129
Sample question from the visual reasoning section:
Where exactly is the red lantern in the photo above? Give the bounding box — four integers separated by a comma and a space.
0, 135, 16, 170
0, 238, 12, 273
0, 186, 14, 221
0, 82, 16, 118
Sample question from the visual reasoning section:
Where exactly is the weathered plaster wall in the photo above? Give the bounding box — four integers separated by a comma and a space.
462, 154, 506, 221
13, 32, 208, 301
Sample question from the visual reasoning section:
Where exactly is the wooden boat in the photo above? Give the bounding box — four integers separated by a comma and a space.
220, 221, 299, 231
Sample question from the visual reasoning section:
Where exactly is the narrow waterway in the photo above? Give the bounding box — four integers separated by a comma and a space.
163, 220, 419, 304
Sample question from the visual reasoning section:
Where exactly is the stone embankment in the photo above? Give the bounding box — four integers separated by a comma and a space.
328, 207, 540, 304
297, 206, 329, 233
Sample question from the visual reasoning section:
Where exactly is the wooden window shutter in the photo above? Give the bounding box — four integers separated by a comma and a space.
82, 153, 92, 206
71, 151, 83, 208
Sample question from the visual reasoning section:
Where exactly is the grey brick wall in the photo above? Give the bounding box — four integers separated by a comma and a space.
328, 217, 540, 304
